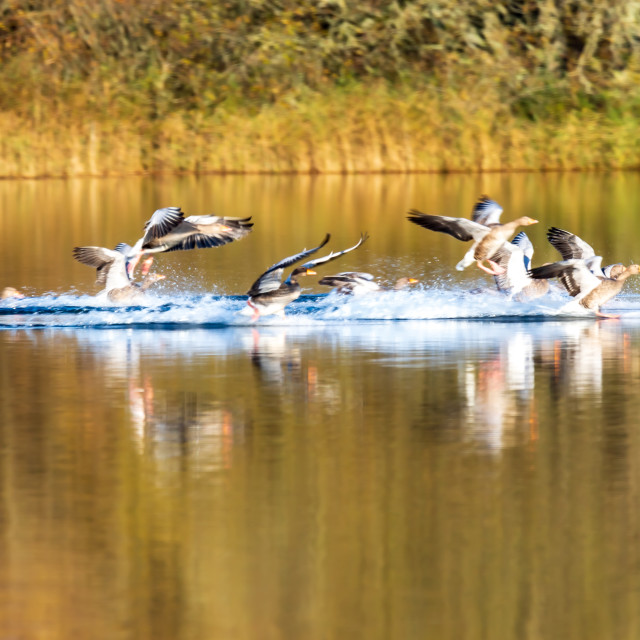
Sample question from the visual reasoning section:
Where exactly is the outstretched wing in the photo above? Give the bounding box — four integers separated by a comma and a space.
547, 227, 597, 260
511, 231, 534, 269
528, 260, 601, 297
407, 210, 488, 242
73, 246, 127, 287
318, 271, 379, 293
114, 242, 133, 255
471, 195, 503, 226
140, 207, 186, 245
148, 215, 254, 252
248, 234, 331, 296
300, 233, 368, 270
320, 272, 375, 282
491, 242, 531, 294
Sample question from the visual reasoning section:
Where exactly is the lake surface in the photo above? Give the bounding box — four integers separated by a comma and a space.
2, 173, 640, 639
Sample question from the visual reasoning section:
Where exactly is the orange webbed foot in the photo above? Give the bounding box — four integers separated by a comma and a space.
477, 260, 505, 276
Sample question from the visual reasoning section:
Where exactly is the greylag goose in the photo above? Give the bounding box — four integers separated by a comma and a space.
73, 245, 161, 299
121, 207, 253, 275
528, 261, 640, 318
407, 196, 538, 276
1, 287, 24, 300
318, 273, 419, 295
247, 234, 368, 320
73, 245, 133, 292
490, 232, 549, 299
546, 227, 623, 278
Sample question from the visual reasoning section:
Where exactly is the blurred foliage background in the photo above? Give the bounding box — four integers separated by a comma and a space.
1, 0, 640, 176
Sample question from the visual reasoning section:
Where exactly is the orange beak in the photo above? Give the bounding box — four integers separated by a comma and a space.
408, 278, 419, 284
306, 269, 317, 276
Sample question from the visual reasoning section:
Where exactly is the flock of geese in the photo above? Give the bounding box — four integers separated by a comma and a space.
407, 195, 638, 319
2, 195, 636, 320
67, 206, 418, 320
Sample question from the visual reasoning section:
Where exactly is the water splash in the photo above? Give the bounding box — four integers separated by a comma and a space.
2, 286, 640, 329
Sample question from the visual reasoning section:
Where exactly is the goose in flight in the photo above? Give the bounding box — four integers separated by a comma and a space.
528, 261, 639, 319
455, 196, 505, 271
407, 196, 538, 276
318, 273, 419, 295
247, 233, 368, 320
121, 207, 253, 275
73, 245, 164, 301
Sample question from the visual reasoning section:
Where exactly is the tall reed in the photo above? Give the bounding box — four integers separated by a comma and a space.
1, 1, 639, 176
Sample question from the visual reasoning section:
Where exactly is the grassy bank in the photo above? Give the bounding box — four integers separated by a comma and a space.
1, 1, 640, 177
2, 82, 640, 178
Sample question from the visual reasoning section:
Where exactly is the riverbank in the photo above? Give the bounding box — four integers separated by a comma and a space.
2, 81, 640, 178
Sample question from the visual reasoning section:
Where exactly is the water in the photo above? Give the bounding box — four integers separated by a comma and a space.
2, 173, 640, 639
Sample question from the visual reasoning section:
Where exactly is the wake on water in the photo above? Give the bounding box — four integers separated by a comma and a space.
3, 285, 640, 329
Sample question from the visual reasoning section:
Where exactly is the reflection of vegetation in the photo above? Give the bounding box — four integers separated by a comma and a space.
1, 1, 640, 176
4, 324, 640, 638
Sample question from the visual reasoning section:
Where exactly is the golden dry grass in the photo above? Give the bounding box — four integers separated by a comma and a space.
1, 1, 640, 177
1, 83, 639, 178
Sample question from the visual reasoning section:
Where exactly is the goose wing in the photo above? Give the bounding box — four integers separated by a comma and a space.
318, 272, 378, 290
146, 215, 254, 252
407, 210, 488, 242
300, 233, 368, 271
114, 242, 134, 256
511, 231, 534, 268
140, 207, 186, 245
73, 246, 129, 288
322, 272, 376, 282
248, 234, 330, 296
491, 242, 531, 294
547, 227, 597, 260
471, 196, 503, 226
528, 260, 601, 297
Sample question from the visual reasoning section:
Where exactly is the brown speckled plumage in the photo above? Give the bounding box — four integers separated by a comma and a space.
579, 265, 640, 311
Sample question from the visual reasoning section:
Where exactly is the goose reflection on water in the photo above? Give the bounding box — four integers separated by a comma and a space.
126, 382, 242, 473
249, 327, 342, 409
249, 328, 303, 387
71, 330, 245, 471
456, 321, 638, 452
550, 323, 604, 397
37, 318, 640, 464
459, 330, 538, 452
542, 321, 633, 399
